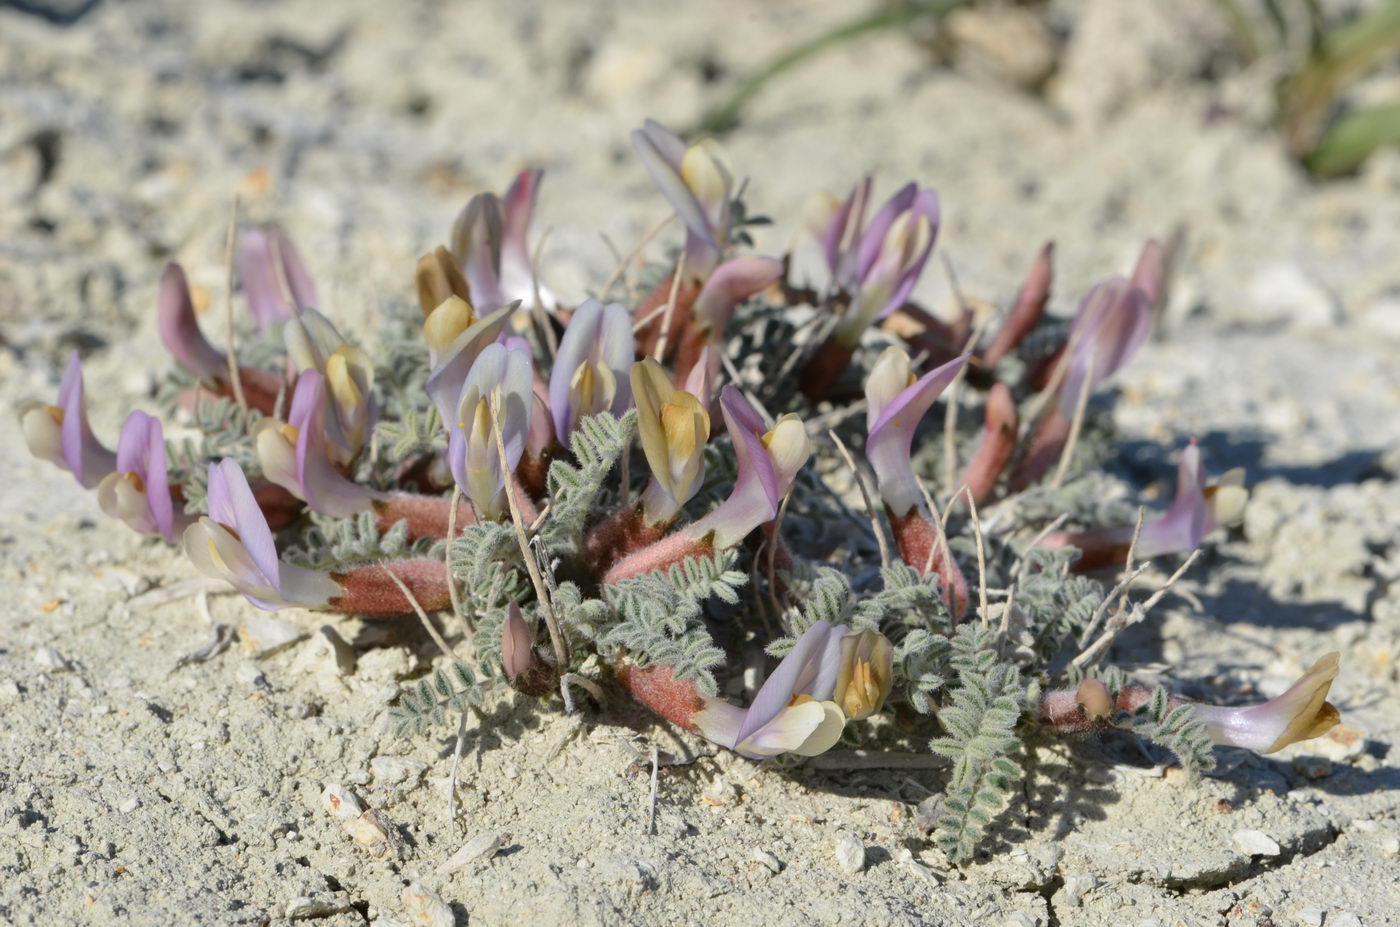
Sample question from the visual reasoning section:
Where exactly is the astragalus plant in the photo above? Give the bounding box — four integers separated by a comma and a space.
21, 119, 1339, 863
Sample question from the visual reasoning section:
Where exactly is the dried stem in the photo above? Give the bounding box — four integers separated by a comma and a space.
1076, 561, 1153, 647
653, 251, 687, 361
600, 213, 674, 301
529, 224, 559, 359
1118, 506, 1147, 614
767, 487, 793, 617
445, 484, 469, 634
489, 390, 569, 676
378, 563, 454, 658
222, 195, 247, 413
828, 430, 892, 569
1050, 353, 1095, 489
447, 702, 472, 833
964, 487, 989, 627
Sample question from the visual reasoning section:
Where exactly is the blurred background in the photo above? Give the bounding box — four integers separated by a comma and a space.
2, 0, 1398, 362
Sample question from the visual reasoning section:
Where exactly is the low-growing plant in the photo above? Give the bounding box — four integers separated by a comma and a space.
19, 118, 1340, 863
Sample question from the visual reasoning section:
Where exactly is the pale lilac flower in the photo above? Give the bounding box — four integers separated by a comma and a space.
254, 371, 383, 517
424, 303, 515, 428
548, 299, 633, 447
1058, 277, 1152, 417
1041, 442, 1247, 568
448, 343, 533, 519
864, 347, 969, 517
632, 119, 734, 277
1132, 442, 1247, 559
450, 170, 556, 312
183, 459, 343, 611
633, 358, 709, 526
96, 411, 187, 543
1190, 653, 1341, 754
811, 176, 874, 291
239, 225, 318, 331
690, 256, 785, 339
685, 386, 811, 548
831, 183, 940, 346
20, 351, 116, 489
284, 309, 376, 463
691, 621, 893, 758
158, 263, 226, 380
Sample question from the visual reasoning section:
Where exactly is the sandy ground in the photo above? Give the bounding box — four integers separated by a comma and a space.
2, 0, 1399, 924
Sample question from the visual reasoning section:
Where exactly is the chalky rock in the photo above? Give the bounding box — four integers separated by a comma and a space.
371, 755, 428, 786
440, 831, 502, 874
750, 847, 782, 874
238, 617, 307, 658
286, 891, 352, 920
320, 783, 364, 820
401, 881, 454, 927
1233, 829, 1281, 857
833, 831, 865, 875
344, 809, 399, 860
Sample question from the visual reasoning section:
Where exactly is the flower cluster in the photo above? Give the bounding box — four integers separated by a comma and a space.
19, 118, 1339, 863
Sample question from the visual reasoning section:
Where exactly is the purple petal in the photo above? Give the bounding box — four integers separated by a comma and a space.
631, 124, 715, 255
451, 193, 505, 311
854, 183, 917, 285
720, 385, 780, 511
1136, 442, 1210, 558
549, 299, 604, 441
115, 409, 155, 476
238, 228, 290, 330
734, 621, 834, 748
1060, 278, 1151, 416
877, 188, 941, 321
292, 371, 377, 517
58, 351, 116, 488
501, 170, 542, 277
599, 303, 635, 415
822, 176, 872, 283
425, 304, 514, 426
269, 225, 318, 314
158, 263, 226, 380
866, 353, 968, 517
212, 458, 280, 592
143, 415, 176, 542
692, 256, 784, 335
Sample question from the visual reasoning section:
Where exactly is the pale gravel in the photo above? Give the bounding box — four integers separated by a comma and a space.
2, 1, 1398, 925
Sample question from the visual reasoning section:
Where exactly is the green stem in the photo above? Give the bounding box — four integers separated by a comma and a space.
692, 0, 974, 137
1304, 101, 1400, 176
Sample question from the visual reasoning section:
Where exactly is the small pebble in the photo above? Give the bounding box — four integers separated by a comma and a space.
1294, 906, 1325, 927
286, 893, 351, 920
701, 776, 736, 807
750, 847, 782, 874
239, 617, 307, 658
370, 756, 427, 786
33, 647, 70, 671
401, 882, 454, 927
832, 831, 864, 875
1234, 829, 1281, 856
1378, 835, 1399, 859
1063, 873, 1098, 906
344, 809, 398, 860
0, 679, 21, 698
439, 832, 502, 874
1003, 913, 1039, 927
1330, 914, 1362, 927
321, 784, 364, 820
117, 798, 139, 814
896, 848, 942, 885
915, 794, 942, 833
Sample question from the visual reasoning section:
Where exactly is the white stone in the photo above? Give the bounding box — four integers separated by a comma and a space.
1234, 829, 1281, 856
439, 831, 502, 874
1063, 873, 1098, 906
1003, 913, 1039, 927
117, 798, 139, 813
1329, 914, 1362, 927
832, 831, 864, 875
371, 756, 427, 786
400, 882, 454, 927
1378, 835, 1400, 859
1246, 263, 1341, 329
239, 617, 307, 658
33, 647, 70, 671
320, 783, 364, 820
750, 847, 782, 874
1294, 905, 1325, 927
0, 680, 19, 698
